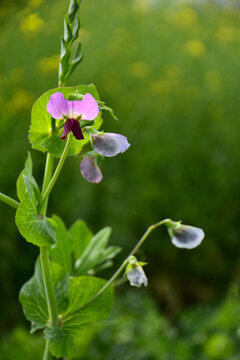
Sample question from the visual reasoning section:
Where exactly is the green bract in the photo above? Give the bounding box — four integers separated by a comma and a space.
29, 84, 103, 157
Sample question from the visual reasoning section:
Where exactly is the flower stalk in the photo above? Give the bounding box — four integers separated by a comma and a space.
62, 218, 170, 322
39, 133, 71, 210
0, 192, 19, 209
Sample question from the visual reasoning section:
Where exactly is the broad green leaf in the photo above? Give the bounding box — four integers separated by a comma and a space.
29, 84, 103, 157
15, 191, 56, 247
74, 227, 112, 276
22, 174, 41, 213
45, 276, 113, 358
70, 219, 93, 259
16, 152, 33, 202
19, 258, 69, 333
50, 215, 73, 274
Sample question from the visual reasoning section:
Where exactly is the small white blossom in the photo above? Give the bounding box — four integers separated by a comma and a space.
127, 264, 148, 288
171, 225, 204, 249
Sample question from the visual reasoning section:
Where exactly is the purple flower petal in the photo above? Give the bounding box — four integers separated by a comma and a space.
71, 119, 84, 140
80, 156, 103, 183
47, 92, 99, 120
92, 133, 130, 157
47, 92, 69, 120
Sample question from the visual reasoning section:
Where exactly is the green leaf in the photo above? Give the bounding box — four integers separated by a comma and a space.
63, 15, 72, 43
29, 84, 103, 157
74, 227, 112, 275
67, 41, 83, 79
19, 258, 69, 333
68, 0, 80, 19
16, 152, 41, 207
45, 276, 113, 358
70, 219, 93, 259
99, 246, 121, 264
98, 101, 119, 121
50, 215, 73, 274
16, 152, 33, 202
15, 152, 55, 247
22, 174, 41, 213
59, 37, 72, 83
15, 191, 56, 247
72, 15, 80, 41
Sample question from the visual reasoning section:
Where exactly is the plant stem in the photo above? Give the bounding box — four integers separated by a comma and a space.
40, 246, 58, 326
40, 134, 71, 209
43, 339, 50, 360
62, 218, 170, 323
40, 153, 54, 215
0, 192, 19, 209
40, 152, 58, 360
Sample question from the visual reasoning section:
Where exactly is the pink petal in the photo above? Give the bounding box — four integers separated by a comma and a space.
47, 92, 69, 120
73, 93, 99, 120
47, 92, 99, 121
80, 156, 103, 183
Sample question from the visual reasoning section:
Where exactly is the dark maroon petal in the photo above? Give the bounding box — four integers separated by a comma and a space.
71, 119, 84, 140
61, 119, 74, 140
80, 156, 103, 183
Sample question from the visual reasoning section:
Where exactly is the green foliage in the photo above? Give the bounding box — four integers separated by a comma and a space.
0, 0, 240, 357
70, 219, 93, 259
16, 152, 33, 202
29, 84, 102, 157
50, 217, 121, 276
50, 215, 73, 274
59, 0, 83, 84
74, 227, 121, 276
4, 286, 240, 360
19, 258, 68, 333
20, 256, 113, 358
45, 276, 113, 358
15, 153, 56, 247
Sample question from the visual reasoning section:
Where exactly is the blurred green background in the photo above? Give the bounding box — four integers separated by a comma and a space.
0, 0, 240, 358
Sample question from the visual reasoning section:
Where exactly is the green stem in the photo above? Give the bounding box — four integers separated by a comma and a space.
40, 153, 54, 216
40, 153, 58, 360
62, 218, 170, 323
40, 246, 58, 326
43, 339, 50, 360
40, 134, 71, 210
0, 192, 19, 209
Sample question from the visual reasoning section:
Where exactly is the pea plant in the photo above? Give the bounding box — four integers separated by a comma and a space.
0, 1, 204, 359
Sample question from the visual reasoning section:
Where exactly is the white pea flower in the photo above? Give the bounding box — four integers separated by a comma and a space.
166, 220, 204, 249
125, 256, 148, 288
127, 264, 148, 288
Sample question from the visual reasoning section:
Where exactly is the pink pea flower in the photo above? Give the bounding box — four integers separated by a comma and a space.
47, 92, 99, 140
